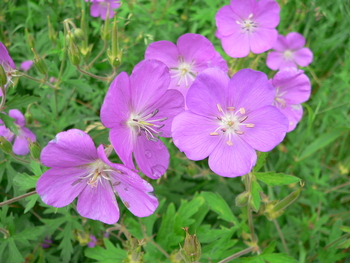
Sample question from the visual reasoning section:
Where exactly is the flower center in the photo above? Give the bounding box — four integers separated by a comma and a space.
0, 60, 16, 86
209, 104, 255, 146
283, 50, 294, 60
274, 87, 287, 108
236, 14, 258, 33
127, 109, 167, 141
170, 55, 197, 88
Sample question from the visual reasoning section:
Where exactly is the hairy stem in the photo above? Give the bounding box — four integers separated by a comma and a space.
0, 191, 37, 207
20, 72, 58, 89
76, 65, 111, 81
218, 247, 255, 263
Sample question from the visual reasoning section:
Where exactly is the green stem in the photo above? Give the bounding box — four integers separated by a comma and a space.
0, 85, 6, 111
20, 72, 58, 89
9, 152, 30, 164
0, 191, 37, 207
245, 173, 257, 244
218, 247, 255, 263
76, 65, 111, 81
273, 219, 290, 255
323, 233, 350, 250
87, 40, 108, 69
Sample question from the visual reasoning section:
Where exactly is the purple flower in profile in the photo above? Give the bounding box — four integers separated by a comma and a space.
172, 68, 288, 177
0, 42, 16, 92
215, 0, 280, 58
266, 32, 313, 70
36, 129, 158, 224
20, 60, 34, 72
0, 109, 36, 155
88, 235, 97, 248
86, 0, 121, 20
145, 33, 228, 99
41, 237, 53, 249
101, 60, 184, 179
270, 67, 311, 131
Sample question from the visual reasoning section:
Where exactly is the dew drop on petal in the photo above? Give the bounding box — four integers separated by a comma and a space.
145, 150, 152, 159
151, 165, 165, 178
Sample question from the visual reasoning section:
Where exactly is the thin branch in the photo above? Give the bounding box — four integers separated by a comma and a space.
0, 191, 37, 207
218, 247, 255, 263
76, 65, 111, 81
273, 219, 290, 255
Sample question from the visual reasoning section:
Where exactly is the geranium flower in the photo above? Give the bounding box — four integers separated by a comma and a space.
0, 42, 16, 92
172, 68, 288, 177
145, 33, 228, 99
20, 60, 34, 72
215, 0, 280, 58
87, 235, 97, 248
270, 67, 311, 131
36, 129, 158, 225
266, 32, 313, 70
0, 109, 36, 155
86, 0, 121, 20
101, 60, 184, 179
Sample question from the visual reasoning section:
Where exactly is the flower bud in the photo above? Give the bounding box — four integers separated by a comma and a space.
31, 48, 48, 75
73, 28, 85, 42
0, 64, 7, 87
29, 141, 41, 161
25, 29, 35, 49
235, 191, 250, 207
108, 17, 122, 68
179, 227, 201, 263
0, 136, 13, 155
67, 34, 81, 66
47, 16, 57, 43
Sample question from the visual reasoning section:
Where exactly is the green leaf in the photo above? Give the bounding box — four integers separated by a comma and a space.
298, 127, 349, 160
261, 253, 298, 263
339, 226, 350, 233
250, 179, 262, 212
255, 172, 301, 187
24, 194, 39, 213
253, 151, 268, 172
84, 239, 127, 263
337, 239, 350, 249
30, 160, 42, 175
201, 192, 238, 225
5, 94, 40, 110
0, 113, 18, 135
8, 238, 24, 263
13, 173, 40, 191
261, 241, 276, 254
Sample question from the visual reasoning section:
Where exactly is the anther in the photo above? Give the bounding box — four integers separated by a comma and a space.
235, 130, 244, 135
227, 107, 235, 111
217, 103, 223, 112
221, 128, 227, 132
71, 179, 83, 186
124, 201, 130, 208
217, 116, 222, 121
157, 124, 165, 129
132, 119, 138, 122
226, 140, 233, 146
246, 124, 255, 128
210, 132, 219, 136
239, 107, 246, 114
151, 109, 159, 117
113, 181, 121, 186
240, 116, 248, 122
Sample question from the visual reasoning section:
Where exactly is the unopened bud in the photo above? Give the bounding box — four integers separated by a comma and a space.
0, 136, 13, 154
29, 141, 41, 161
235, 191, 250, 207
73, 28, 85, 41
179, 227, 201, 263
108, 17, 122, 67
31, 48, 48, 75
67, 33, 81, 66
101, 4, 111, 41
0, 64, 7, 87
47, 16, 57, 43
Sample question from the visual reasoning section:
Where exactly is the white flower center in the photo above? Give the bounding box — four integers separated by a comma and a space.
209, 104, 255, 146
274, 87, 287, 108
283, 50, 294, 60
126, 109, 167, 141
236, 14, 258, 33
0, 60, 16, 86
170, 55, 197, 88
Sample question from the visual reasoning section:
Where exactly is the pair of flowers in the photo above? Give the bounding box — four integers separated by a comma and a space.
216, 0, 313, 70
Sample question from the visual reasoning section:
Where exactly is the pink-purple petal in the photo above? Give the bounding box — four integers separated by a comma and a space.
240, 105, 288, 151
208, 136, 257, 177
12, 134, 30, 155
133, 135, 169, 179
266, 51, 285, 70
286, 32, 306, 50
272, 35, 288, 52
293, 47, 313, 67
40, 129, 98, 168
130, 60, 170, 113
229, 0, 256, 18
254, 0, 280, 28
0, 42, 16, 69
101, 72, 131, 128
215, 5, 242, 37
145, 41, 180, 68
172, 112, 220, 161
9, 109, 25, 127
228, 69, 275, 111
36, 167, 89, 208
221, 32, 250, 58
278, 104, 303, 132
77, 179, 120, 224
249, 28, 278, 54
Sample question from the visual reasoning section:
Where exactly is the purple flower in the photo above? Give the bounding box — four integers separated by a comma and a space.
270, 68, 311, 132
88, 235, 97, 248
0, 109, 36, 155
145, 33, 228, 100
266, 32, 313, 70
41, 237, 53, 249
20, 60, 34, 72
0, 42, 16, 93
101, 60, 184, 179
36, 129, 158, 224
172, 68, 288, 177
86, 0, 121, 20
215, 0, 280, 58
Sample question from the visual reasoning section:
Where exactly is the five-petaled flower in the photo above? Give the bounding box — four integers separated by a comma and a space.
266, 32, 313, 70
0, 109, 36, 155
85, 0, 121, 20
145, 33, 228, 100
172, 68, 288, 177
270, 67, 311, 131
101, 59, 184, 179
215, 0, 280, 58
0, 42, 16, 93
36, 129, 159, 224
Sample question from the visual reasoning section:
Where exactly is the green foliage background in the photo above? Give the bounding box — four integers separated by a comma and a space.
0, 0, 349, 262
